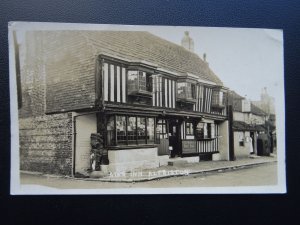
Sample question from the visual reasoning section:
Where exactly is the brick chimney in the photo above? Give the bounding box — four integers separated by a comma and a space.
181, 31, 194, 52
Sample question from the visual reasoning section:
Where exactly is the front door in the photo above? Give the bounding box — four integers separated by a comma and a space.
169, 120, 180, 158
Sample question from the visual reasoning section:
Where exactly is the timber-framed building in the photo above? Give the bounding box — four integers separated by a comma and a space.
18, 30, 230, 175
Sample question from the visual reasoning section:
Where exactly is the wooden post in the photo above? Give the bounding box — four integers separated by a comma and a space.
228, 105, 235, 161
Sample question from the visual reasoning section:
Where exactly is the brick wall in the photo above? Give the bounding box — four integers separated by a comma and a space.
19, 112, 73, 175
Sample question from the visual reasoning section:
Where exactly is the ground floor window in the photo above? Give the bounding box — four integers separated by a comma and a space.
239, 132, 245, 146
156, 119, 168, 141
186, 122, 194, 136
195, 122, 216, 139
107, 115, 155, 146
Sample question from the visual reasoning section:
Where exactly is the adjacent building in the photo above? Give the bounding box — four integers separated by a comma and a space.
228, 91, 269, 159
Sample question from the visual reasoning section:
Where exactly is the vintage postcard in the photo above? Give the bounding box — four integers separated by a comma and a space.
9, 22, 286, 194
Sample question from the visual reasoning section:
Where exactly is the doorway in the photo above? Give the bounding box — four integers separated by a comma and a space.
168, 119, 181, 158
250, 132, 255, 154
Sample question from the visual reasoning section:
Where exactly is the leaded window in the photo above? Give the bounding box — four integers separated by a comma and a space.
127, 70, 152, 94
177, 82, 196, 99
106, 115, 155, 146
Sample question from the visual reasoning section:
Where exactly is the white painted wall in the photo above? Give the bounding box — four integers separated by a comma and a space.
108, 148, 159, 172
218, 120, 230, 160
75, 114, 97, 175
234, 131, 252, 159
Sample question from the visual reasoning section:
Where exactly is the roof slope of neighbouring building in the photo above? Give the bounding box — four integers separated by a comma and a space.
229, 91, 266, 116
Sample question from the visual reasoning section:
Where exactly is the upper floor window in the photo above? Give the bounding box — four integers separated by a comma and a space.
211, 90, 226, 108
177, 82, 196, 100
128, 70, 152, 95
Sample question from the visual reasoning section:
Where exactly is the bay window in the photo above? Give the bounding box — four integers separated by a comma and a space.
127, 70, 152, 96
177, 82, 196, 100
212, 90, 226, 108
107, 115, 155, 146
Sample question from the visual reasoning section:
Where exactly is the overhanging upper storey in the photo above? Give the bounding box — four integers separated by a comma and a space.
97, 54, 228, 118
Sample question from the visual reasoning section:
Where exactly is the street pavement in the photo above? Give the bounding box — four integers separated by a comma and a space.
20, 156, 278, 189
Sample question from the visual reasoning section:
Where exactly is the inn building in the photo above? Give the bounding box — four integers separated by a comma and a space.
17, 30, 230, 176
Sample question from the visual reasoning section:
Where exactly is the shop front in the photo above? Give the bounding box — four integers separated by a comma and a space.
99, 111, 225, 172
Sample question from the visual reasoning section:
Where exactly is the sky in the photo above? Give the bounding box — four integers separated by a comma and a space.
148, 26, 284, 102
14, 23, 284, 102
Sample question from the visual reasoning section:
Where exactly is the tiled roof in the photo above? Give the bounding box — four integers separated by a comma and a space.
233, 121, 266, 132
44, 31, 223, 86
229, 91, 266, 116
250, 103, 266, 116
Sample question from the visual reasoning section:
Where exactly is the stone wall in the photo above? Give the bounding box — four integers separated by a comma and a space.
19, 112, 73, 175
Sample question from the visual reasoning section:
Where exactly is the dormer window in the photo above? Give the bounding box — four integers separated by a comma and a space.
177, 82, 196, 103
127, 70, 152, 97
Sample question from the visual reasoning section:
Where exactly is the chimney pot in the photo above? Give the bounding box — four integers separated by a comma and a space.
203, 53, 206, 62
181, 31, 194, 52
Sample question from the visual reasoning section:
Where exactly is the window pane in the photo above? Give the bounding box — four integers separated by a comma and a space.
137, 117, 146, 144
147, 118, 155, 144
186, 83, 192, 99
128, 71, 138, 93
177, 82, 186, 98
207, 123, 211, 138
186, 122, 194, 135
139, 72, 146, 91
196, 122, 204, 139
127, 117, 137, 145
146, 74, 152, 92
116, 116, 127, 145
204, 123, 208, 138
156, 119, 166, 134
219, 92, 223, 105
212, 91, 219, 105
156, 124, 162, 133
107, 116, 115, 146
211, 124, 215, 138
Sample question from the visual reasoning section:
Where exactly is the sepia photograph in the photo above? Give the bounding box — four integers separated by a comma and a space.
9, 22, 285, 194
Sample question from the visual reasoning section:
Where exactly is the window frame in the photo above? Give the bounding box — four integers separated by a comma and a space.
106, 114, 156, 147
212, 90, 226, 107
195, 122, 216, 140
185, 122, 194, 136
177, 82, 196, 100
127, 70, 153, 94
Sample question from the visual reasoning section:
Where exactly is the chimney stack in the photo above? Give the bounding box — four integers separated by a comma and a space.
203, 53, 206, 62
181, 31, 194, 52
